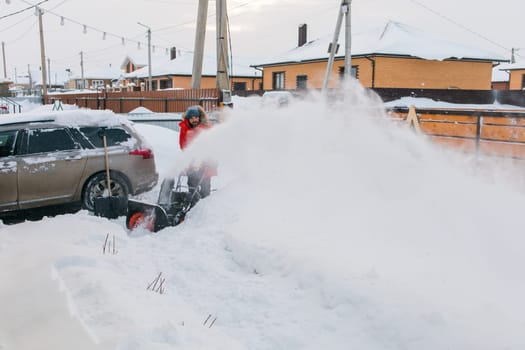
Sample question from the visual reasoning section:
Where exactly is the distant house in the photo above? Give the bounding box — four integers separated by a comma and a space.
253, 21, 506, 91
67, 65, 124, 90
492, 64, 510, 90
123, 49, 262, 91
497, 62, 525, 90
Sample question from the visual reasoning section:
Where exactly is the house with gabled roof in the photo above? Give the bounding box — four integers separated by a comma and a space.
496, 61, 525, 90
67, 64, 124, 90
253, 21, 507, 91
123, 49, 262, 91
120, 50, 173, 75
492, 64, 510, 90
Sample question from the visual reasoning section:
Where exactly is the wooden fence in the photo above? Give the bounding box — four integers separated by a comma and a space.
43, 89, 221, 114
389, 106, 525, 160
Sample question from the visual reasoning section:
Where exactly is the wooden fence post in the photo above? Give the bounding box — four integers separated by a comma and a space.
406, 105, 421, 132
475, 114, 482, 155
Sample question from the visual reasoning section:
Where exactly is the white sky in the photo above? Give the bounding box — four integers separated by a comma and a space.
2, 89, 525, 348
1, 0, 524, 80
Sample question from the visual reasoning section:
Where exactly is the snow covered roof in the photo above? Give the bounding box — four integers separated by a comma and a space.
33, 70, 72, 86
498, 61, 525, 71
120, 52, 173, 71
70, 65, 124, 80
254, 21, 507, 67
492, 66, 510, 82
125, 50, 261, 79
6, 69, 70, 86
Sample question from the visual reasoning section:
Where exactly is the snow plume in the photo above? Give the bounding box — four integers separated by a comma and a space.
182, 79, 525, 349
3, 81, 525, 349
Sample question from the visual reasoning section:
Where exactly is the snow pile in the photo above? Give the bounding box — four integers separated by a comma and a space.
1, 80, 525, 349
384, 96, 525, 110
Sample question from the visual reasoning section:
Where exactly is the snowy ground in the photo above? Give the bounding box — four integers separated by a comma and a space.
2, 86, 525, 349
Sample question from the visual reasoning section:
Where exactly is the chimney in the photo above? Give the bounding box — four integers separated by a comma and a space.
298, 24, 307, 47
170, 47, 177, 60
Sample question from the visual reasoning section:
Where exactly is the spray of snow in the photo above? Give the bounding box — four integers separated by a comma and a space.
179, 80, 525, 349
2, 81, 525, 349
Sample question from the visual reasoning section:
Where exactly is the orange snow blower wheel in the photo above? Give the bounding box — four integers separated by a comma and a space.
128, 212, 154, 232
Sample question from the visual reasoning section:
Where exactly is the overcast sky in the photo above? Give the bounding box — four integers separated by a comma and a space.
1, 0, 524, 79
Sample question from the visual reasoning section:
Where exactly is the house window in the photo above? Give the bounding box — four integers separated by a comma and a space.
160, 79, 172, 89
522, 74, 525, 89
296, 75, 307, 90
272, 72, 285, 90
338, 66, 358, 79
233, 82, 246, 91
91, 80, 104, 89
75, 80, 87, 89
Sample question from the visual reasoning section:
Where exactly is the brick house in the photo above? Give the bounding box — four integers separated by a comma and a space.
253, 21, 506, 91
67, 65, 124, 90
124, 49, 262, 92
498, 62, 525, 90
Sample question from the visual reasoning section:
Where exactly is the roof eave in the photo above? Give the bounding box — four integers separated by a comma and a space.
252, 53, 507, 67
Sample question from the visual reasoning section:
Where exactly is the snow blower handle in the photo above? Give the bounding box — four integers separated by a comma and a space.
98, 127, 112, 197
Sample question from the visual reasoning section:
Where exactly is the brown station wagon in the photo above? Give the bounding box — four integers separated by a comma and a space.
0, 110, 158, 220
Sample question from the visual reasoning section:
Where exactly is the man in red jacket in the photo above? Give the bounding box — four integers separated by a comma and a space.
179, 105, 216, 198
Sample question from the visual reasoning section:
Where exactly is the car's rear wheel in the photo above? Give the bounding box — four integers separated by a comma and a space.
82, 172, 129, 212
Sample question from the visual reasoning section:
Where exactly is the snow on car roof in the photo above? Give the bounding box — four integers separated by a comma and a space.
0, 109, 132, 127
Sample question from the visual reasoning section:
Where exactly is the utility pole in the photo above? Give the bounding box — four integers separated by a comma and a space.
322, 0, 351, 90
343, 0, 352, 81
47, 58, 51, 90
138, 22, 152, 91
80, 51, 84, 89
192, 0, 209, 89
216, 0, 230, 90
38, 7, 48, 95
147, 27, 152, 91
511, 48, 516, 64
27, 64, 33, 95
1, 42, 6, 79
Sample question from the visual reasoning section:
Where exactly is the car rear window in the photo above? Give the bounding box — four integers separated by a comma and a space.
79, 127, 132, 147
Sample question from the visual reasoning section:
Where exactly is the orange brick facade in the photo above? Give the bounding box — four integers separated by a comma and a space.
149, 76, 262, 91
261, 56, 494, 90
508, 69, 525, 90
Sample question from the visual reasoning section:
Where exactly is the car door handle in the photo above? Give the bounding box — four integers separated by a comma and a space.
65, 155, 82, 161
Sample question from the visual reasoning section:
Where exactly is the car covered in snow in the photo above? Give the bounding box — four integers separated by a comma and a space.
261, 90, 294, 108
0, 110, 158, 220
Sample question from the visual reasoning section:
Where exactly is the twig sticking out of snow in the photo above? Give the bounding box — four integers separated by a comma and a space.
147, 272, 165, 294
102, 233, 117, 255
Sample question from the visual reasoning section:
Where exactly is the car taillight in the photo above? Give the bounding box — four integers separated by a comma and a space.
130, 148, 153, 159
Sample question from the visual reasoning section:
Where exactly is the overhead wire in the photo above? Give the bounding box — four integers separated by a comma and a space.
0, 0, 48, 19
408, 0, 510, 52
7, 0, 174, 60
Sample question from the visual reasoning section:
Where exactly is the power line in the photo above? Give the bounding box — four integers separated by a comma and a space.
409, 0, 510, 52
8, 18, 38, 43
0, 0, 48, 19
6, 0, 174, 54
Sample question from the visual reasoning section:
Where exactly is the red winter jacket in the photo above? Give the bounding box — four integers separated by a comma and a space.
178, 119, 217, 176
178, 119, 210, 150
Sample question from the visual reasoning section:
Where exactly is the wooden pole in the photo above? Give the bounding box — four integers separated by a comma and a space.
322, 2, 344, 91
1, 42, 6, 79
216, 0, 230, 90
192, 0, 209, 89
343, 0, 352, 80
38, 7, 48, 95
